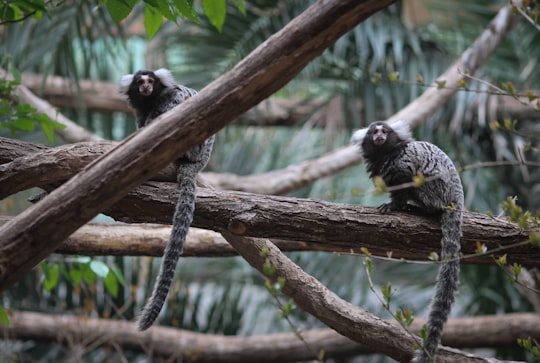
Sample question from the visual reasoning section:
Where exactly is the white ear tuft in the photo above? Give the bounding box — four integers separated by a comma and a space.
119, 74, 134, 94
350, 127, 369, 154
154, 68, 176, 88
390, 119, 412, 140
351, 127, 368, 145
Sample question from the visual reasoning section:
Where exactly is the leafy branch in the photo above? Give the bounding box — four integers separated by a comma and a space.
105, 0, 246, 39
260, 246, 325, 362
361, 248, 425, 358
0, 63, 65, 142
371, 71, 540, 109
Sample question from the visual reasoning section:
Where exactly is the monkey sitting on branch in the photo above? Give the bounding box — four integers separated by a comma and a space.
352, 120, 463, 363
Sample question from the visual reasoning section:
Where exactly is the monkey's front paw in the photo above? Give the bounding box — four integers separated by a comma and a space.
377, 203, 394, 214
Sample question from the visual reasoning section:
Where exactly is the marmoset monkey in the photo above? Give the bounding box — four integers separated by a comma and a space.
352, 120, 463, 362
120, 68, 214, 331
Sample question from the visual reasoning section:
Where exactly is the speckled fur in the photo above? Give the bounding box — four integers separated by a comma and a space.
353, 121, 463, 362
120, 69, 214, 331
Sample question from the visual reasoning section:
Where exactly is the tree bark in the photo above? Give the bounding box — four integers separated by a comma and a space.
0, 213, 530, 265
221, 233, 516, 362
0, 138, 177, 199
0, 0, 398, 290
98, 184, 533, 266
4, 311, 532, 362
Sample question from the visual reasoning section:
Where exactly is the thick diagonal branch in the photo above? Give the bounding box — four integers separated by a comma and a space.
0, 0, 396, 290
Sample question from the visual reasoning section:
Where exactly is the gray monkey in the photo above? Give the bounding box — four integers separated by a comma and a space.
352, 120, 463, 362
119, 68, 214, 330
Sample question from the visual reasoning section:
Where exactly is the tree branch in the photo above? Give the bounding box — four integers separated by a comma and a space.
4, 311, 532, 362
0, 136, 359, 197
0, 138, 176, 199
5, 183, 528, 266
222, 233, 517, 362
98, 184, 533, 266
0, 212, 528, 265
3, 312, 528, 363
0, 137, 533, 265
21, 73, 540, 127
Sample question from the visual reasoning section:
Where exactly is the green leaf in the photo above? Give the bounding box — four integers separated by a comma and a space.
69, 268, 83, 285
202, 0, 226, 32
38, 115, 64, 143
144, 4, 163, 39
0, 307, 10, 327
106, 0, 136, 23
381, 281, 393, 305
8, 64, 21, 84
111, 265, 127, 287
82, 264, 97, 284
104, 271, 119, 298
262, 259, 276, 277
43, 264, 59, 291
12, 117, 36, 132
174, 0, 198, 23
90, 260, 109, 278
155, 0, 176, 22
236, 0, 246, 15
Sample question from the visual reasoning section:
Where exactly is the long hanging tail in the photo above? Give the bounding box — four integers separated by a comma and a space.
413, 209, 461, 362
136, 164, 198, 331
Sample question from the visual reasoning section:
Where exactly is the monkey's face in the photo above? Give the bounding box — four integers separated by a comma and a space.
370, 124, 389, 146
136, 74, 156, 96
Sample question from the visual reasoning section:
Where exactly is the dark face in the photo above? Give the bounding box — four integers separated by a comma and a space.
131, 70, 161, 97
370, 124, 389, 146
361, 122, 406, 159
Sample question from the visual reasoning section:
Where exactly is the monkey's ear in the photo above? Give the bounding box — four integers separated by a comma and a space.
119, 74, 134, 94
391, 119, 412, 140
351, 127, 368, 154
154, 68, 176, 88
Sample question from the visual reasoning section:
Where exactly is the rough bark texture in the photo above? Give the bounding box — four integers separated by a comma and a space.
0, 138, 178, 199
221, 233, 516, 363
98, 184, 534, 266
1, 132, 532, 266
0, 193, 540, 266
0, 0, 398, 290
3, 311, 535, 362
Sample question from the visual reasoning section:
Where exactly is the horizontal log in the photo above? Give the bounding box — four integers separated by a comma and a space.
4, 311, 535, 362
103, 184, 534, 266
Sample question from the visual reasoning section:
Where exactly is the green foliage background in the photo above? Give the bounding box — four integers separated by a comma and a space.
1, 0, 539, 361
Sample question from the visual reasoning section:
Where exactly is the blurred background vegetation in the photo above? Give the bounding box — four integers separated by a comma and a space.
1, 0, 539, 361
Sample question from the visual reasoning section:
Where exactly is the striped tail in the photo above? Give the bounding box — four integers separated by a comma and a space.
413, 209, 461, 362
136, 164, 198, 331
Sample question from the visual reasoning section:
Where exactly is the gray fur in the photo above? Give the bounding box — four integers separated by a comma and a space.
120, 69, 215, 331
353, 121, 463, 362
